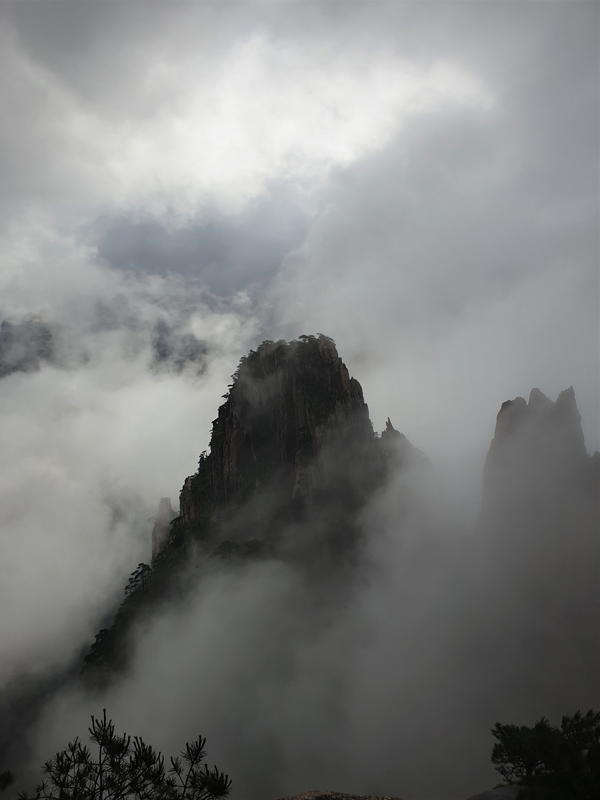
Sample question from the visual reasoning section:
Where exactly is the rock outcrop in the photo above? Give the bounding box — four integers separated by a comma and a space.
165, 336, 392, 563
483, 386, 591, 499
480, 386, 599, 609
81, 335, 416, 684
473, 386, 600, 718
180, 335, 374, 521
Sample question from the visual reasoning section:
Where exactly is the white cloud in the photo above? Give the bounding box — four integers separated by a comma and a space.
0, 220, 262, 685
0, 8, 596, 787
0, 18, 493, 224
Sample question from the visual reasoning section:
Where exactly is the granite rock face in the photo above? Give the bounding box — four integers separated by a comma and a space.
81, 335, 416, 683
169, 336, 395, 563
180, 335, 374, 522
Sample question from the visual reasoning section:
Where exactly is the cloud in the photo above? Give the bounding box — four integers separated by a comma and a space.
25, 393, 598, 798
0, 340, 264, 685
92, 183, 310, 298
267, 17, 599, 457
0, 4, 492, 224
0, 222, 262, 686
0, 2, 597, 797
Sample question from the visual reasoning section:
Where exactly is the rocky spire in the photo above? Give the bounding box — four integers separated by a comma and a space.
483, 386, 590, 497
179, 335, 374, 526
479, 386, 599, 615
81, 335, 416, 686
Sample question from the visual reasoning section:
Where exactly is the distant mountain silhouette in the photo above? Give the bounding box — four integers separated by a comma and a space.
470, 387, 600, 719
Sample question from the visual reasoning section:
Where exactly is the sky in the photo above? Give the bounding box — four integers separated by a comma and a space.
0, 0, 598, 796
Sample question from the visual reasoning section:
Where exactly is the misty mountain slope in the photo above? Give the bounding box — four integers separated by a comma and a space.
1, 5, 597, 797
7, 338, 598, 800
80, 335, 421, 687
480, 386, 598, 603
468, 386, 600, 721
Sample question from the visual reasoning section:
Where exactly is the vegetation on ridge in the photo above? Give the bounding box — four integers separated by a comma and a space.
491, 709, 600, 799
3, 711, 230, 800
4, 708, 598, 799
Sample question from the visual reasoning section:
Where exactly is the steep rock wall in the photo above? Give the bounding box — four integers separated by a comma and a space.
179, 336, 374, 526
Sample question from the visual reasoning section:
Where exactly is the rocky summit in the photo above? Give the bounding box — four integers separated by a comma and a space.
152, 335, 423, 568
80, 335, 416, 684
181, 334, 372, 513
479, 385, 599, 612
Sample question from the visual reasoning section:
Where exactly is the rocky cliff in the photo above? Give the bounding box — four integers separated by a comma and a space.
483, 386, 592, 499
473, 386, 600, 717
179, 335, 374, 517
480, 386, 599, 606
153, 335, 397, 565
82, 346, 599, 702
81, 335, 412, 684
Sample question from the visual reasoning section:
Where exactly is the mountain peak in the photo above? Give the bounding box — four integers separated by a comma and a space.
487, 386, 588, 472
179, 335, 374, 528
80, 336, 404, 684
528, 387, 552, 407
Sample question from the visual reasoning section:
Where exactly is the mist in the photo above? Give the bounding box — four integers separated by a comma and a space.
21, 394, 598, 800
0, 2, 598, 799
16, 454, 485, 796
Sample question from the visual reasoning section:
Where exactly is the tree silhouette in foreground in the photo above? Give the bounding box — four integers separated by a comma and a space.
17, 710, 231, 800
491, 709, 600, 799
